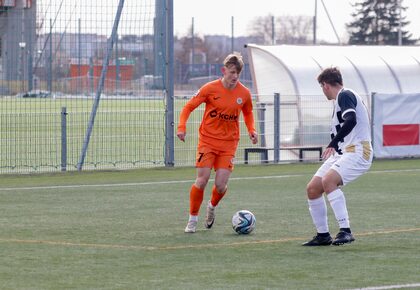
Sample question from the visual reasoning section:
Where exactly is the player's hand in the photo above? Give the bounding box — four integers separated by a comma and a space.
249, 131, 258, 145
177, 131, 186, 142
321, 147, 335, 160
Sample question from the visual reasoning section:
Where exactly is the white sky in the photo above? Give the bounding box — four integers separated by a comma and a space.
174, 0, 420, 43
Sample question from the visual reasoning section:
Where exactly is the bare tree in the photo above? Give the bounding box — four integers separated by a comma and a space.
174, 35, 205, 64
248, 14, 313, 45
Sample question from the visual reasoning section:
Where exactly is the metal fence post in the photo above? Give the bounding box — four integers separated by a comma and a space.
371, 92, 376, 153
48, 19, 52, 93
274, 93, 280, 163
164, 0, 175, 167
61, 107, 67, 172
258, 103, 266, 147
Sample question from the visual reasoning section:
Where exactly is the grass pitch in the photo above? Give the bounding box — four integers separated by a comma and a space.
1, 159, 419, 289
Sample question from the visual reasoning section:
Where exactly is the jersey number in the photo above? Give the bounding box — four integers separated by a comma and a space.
197, 152, 204, 162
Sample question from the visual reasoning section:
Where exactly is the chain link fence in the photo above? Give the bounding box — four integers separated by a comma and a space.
0, 0, 336, 174
1, 0, 169, 173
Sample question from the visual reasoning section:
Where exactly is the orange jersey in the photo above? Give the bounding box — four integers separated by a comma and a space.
178, 79, 256, 151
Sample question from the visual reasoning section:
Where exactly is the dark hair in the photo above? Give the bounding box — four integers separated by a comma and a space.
317, 67, 343, 86
223, 52, 244, 73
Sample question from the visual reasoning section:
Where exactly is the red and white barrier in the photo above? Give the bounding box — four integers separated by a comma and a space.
372, 93, 420, 158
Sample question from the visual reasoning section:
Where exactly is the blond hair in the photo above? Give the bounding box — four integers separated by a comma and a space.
223, 52, 244, 73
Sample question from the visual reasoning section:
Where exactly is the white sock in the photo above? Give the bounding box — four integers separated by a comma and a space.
189, 215, 198, 222
327, 188, 350, 229
308, 196, 329, 233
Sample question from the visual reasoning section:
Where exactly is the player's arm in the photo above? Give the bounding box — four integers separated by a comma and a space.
242, 97, 258, 145
177, 90, 207, 142
327, 90, 357, 150
322, 91, 357, 159
327, 111, 356, 149
177, 106, 191, 142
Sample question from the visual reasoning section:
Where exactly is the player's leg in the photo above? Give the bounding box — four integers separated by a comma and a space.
185, 167, 211, 233
303, 175, 332, 246
211, 168, 230, 204
302, 157, 337, 246
185, 147, 215, 233
204, 154, 233, 229
323, 151, 371, 245
323, 167, 355, 245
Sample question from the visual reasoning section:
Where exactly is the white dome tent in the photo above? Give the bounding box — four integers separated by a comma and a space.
246, 44, 420, 161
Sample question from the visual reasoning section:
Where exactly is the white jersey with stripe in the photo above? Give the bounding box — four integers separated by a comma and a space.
331, 88, 371, 155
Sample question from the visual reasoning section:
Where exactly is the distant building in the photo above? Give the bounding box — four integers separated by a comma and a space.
0, 0, 36, 92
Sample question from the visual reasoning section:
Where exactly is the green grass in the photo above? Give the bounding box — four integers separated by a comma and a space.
1, 159, 420, 289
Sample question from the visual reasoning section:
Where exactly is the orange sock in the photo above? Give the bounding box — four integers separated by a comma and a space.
189, 184, 204, 216
210, 185, 227, 207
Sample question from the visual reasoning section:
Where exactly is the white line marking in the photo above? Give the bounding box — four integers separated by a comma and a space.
0, 174, 304, 191
0, 168, 419, 192
348, 283, 420, 290
1, 227, 419, 251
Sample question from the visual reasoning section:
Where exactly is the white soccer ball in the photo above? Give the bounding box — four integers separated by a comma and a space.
232, 210, 256, 234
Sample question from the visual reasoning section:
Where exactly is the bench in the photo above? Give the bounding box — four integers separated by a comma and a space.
244, 146, 323, 164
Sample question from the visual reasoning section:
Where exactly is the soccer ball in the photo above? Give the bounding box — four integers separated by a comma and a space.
232, 210, 256, 234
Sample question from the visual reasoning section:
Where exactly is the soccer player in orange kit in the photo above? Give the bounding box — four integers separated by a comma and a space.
177, 52, 258, 233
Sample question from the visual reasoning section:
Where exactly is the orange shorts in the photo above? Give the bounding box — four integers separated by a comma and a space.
196, 144, 235, 171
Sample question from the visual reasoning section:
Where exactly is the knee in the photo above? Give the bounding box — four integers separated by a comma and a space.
215, 185, 227, 194
195, 177, 209, 190
321, 178, 337, 194
306, 183, 322, 200
214, 181, 227, 194
306, 183, 322, 199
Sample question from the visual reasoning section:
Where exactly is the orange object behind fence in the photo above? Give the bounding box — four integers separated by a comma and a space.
69, 63, 134, 93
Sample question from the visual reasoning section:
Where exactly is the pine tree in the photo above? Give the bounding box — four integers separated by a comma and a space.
346, 0, 417, 45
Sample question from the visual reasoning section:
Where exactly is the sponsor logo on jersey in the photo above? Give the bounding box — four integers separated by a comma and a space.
209, 110, 238, 121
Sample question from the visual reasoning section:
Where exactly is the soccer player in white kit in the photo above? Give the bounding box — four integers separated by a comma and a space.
303, 67, 373, 246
